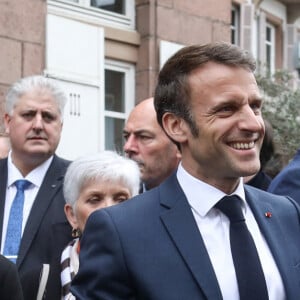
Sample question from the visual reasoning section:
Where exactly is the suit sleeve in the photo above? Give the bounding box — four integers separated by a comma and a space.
70, 209, 135, 300
267, 169, 300, 203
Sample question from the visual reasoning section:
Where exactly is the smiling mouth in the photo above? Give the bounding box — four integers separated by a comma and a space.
229, 141, 255, 150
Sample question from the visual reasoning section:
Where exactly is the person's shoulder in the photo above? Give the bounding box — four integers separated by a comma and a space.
89, 175, 180, 224
92, 188, 160, 220
0, 254, 14, 268
47, 155, 71, 176
0, 255, 24, 299
112, 189, 160, 213
53, 154, 72, 167
267, 156, 300, 192
246, 184, 280, 197
281, 150, 300, 172
0, 255, 20, 285
246, 184, 299, 207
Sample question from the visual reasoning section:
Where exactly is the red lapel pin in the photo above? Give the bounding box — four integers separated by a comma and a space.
264, 212, 272, 218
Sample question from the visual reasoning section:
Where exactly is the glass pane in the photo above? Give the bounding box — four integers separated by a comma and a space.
105, 117, 125, 152
231, 10, 236, 27
266, 45, 271, 63
105, 69, 125, 113
266, 26, 271, 42
231, 28, 235, 45
266, 44, 271, 76
91, 0, 125, 15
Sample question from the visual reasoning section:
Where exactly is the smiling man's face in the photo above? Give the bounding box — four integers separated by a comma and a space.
163, 62, 265, 193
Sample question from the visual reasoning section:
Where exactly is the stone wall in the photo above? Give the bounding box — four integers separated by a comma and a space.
135, 0, 232, 103
0, 0, 46, 131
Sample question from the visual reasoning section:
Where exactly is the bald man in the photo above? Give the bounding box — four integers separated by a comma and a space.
123, 98, 181, 191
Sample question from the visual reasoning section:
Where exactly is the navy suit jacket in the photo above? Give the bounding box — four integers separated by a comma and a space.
268, 148, 300, 205
72, 173, 300, 299
0, 155, 72, 300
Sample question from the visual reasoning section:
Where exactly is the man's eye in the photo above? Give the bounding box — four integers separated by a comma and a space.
250, 102, 262, 113
219, 106, 234, 112
139, 135, 151, 140
42, 113, 56, 122
22, 112, 35, 119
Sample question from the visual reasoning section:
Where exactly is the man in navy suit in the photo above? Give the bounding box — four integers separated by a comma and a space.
71, 43, 300, 299
267, 149, 300, 204
0, 75, 72, 300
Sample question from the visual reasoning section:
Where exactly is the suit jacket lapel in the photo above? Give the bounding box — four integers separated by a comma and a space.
245, 186, 300, 299
17, 156, 66, 267
0, 159, 8, 248
159, 174, 223, 300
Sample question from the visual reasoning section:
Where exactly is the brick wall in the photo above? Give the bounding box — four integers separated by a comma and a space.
135, 0, 232, 102
0, 0, 46, 131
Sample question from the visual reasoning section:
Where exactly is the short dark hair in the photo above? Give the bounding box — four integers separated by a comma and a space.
154, 42, 256, 137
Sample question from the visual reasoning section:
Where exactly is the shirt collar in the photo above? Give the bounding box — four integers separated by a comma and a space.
176, 163, 246, 217
7, 152, 54, 188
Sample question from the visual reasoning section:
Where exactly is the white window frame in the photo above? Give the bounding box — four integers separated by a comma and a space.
48, 0, 135, 29
265, 22, 276, 75
231, 5, 240, 46
101, 59, 135, 151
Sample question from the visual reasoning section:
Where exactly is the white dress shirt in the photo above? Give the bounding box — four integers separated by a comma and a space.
176, 163, 285, 300
1, 152, 53, 253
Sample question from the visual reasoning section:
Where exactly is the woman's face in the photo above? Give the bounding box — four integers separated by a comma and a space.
65, 179, 132, 233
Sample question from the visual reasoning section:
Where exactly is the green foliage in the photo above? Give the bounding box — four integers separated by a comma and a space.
256, 70, 300, 175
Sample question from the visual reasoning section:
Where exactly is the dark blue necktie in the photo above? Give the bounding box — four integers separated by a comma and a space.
215, 195, 269, 300
3, 179, 31, 263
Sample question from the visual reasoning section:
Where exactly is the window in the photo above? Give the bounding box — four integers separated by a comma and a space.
231, 5, 240, 46
51, 0, 135, 29
103, 60, 135, 153
265, 22, 275, 76
91, 0, 125, 14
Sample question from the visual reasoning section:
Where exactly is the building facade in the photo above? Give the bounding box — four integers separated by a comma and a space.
0, 0, 299, 159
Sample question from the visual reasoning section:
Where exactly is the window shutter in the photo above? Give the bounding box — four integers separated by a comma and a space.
257, 11, 266, 72
240, 3, 254, 53
286, 24, 297, 71
46, 13, 105, 159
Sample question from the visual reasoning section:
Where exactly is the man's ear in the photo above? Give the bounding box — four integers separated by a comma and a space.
4, 114, 11, 134
162, 112, 189, 144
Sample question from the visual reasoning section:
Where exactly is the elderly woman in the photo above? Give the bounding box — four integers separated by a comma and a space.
61, 151, 140, 299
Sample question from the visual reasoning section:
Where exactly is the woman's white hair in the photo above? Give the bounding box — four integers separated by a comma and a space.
63, 151, 140, 209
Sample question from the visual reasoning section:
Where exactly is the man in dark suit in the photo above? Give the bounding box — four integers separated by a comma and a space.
267, 148, 300, 204
123, 97, 181, 192
0, 75, 72, 300
71, 43, 300, 299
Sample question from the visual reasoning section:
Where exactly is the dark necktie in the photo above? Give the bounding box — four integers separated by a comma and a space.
215, 195, 269, 300
3, 179, 31, 263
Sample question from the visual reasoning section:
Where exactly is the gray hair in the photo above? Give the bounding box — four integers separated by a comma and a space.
63, 151, 141, 209
5, 75, 67, 118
